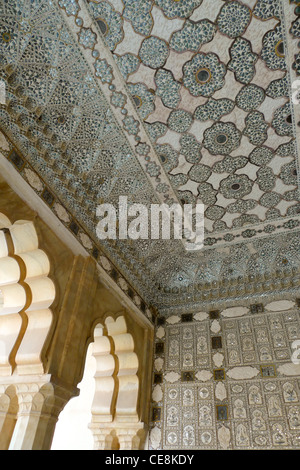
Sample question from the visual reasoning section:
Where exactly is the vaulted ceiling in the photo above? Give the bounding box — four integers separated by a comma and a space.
0, 0, 300, 315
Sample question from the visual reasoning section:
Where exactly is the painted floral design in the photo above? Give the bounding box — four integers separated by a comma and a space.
155, 69, 181, 109
219, 174, 253, 199
194, 97, 234, 121
228, 38, 258, 84
123, 115, 140, 135
94, 58, 113, 83
88, 0, 123, 51
128, 83, 155, 120
167, 109, 193, 133
217, 1, 251, 38
115, 53, 139, 81
236, 84, 265, 112
123, 0, 153, 35
139, 36, 169, 69
182, 52, 226, 97
203, 121, 241, 155
170, 19, 216, 52
261, 24, 286, 71
154, 0, 203, 19
272, 102, 293, 137
244, 111, 268, 145
253, 0, 281, 21
179, 134, 202, 164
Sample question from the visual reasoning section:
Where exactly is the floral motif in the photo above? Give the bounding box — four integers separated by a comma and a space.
249, 146, 274, 166
253, 0, 281, 21
197, 182, 217, 205
272, 102, 293, 137
110, 90, 127, 109
145, 122, 167, 143
123, 115, 140, 135
257, 167, 276, 192
182, 52, 226, 97
155, 144, 179, 172
261, 24, 286, 71
88, 0, 123, 51
128, 83, 155, 120
217, 1, 251, 38
205, 205, 225, 221
146, 161, 161, 177
179, 134, 202, 164
227, 199, 257, 214
280, 161, 298, 186
290, 17, 300, 39
94, 58, 113, 83
194, 97, 234, 121
236, 84, 265, 112
77, 27, 97, 49
167, 109, 193, 133
244, 111, 268, 145
123, 0, 153, 36
203, 121, 241, 155
260, 192, 281, 208
277, 140, 296, 157
266, 75, 289, 98
188, 164, 211, 183
58, 0, 80, 16
136, 142, 150, 156
155, 69, 181, 109
169, 173, 188, 188
156, 182, 170, 193
154, 0, 203, 19
115, 53, 139, 80
219, 174, 253, 199
170, 19, 216, 52
212, 155, 248, 174
228, 38, 258, 84
283, 189, 300, 202
139, 36, 169, 69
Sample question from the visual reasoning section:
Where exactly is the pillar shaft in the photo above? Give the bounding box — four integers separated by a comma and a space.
0, 377, 78, 450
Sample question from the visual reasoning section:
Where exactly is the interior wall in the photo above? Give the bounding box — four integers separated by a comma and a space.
0, 174, 155, 449
149, 298, 300, 450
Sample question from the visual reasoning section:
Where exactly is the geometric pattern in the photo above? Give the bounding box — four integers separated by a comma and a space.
0, 0, 300, 312
151, 301, 300, 450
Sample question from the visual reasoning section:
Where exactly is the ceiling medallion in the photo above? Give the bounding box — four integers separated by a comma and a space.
195, 68, 211, 84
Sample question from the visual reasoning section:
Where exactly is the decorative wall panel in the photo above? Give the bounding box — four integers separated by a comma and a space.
150, 299, 300, 450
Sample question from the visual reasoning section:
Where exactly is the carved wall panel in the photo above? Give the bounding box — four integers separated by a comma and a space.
150, 299, 300, 450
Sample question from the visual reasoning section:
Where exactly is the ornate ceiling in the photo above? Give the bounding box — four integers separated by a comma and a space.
0, 0, 300, 315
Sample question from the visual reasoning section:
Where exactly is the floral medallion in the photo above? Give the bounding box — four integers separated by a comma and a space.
182, 52, 226, 97
217, 1, 251, 39
203, 122, 241, 155
139, 36, 169, 69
